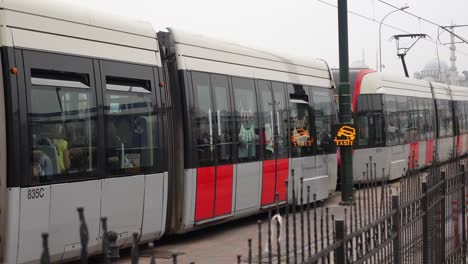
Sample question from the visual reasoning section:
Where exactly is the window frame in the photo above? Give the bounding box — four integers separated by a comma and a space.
99, 60, 162, 176
23, 50, 99, 186
355, 94, 385, 149
288, 83, 315, 158
231, 76, 261, 163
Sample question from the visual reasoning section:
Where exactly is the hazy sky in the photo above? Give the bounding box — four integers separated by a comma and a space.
75, 0, 468, 77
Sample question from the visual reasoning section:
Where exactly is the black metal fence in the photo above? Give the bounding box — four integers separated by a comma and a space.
239, 156, 468, 264
40, 209, 197, 264
38, 156, 468, 264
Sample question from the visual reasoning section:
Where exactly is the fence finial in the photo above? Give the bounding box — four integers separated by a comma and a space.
40, 233, 50, 264
77, 207, 89, 263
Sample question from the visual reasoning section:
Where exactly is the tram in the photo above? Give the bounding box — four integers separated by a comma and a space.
0, 0, 338, 262
340, 69, 468, 182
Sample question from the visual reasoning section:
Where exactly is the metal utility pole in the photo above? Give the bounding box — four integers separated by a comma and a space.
337, 0, 353, 204
391, 34, 428, 77
378, 5, 409, 72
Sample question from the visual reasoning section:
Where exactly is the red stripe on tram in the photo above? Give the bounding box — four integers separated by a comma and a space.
214, 164, 233, 216
195, 166, 215, 221
457, 135, 462, 156
426, 139, 434, 165
261, 160, 276, 206
409, 142, 419, 169
276, 158, 289, 202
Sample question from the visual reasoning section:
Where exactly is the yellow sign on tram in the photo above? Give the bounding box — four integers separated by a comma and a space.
333, 125, 357, 146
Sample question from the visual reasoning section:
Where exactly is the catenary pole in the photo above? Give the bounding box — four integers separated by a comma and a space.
337, 0, 353, 204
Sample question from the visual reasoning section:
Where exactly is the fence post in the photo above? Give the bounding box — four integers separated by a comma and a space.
40, 233, 50, 264
77, 207, 89, 264
335, 219, 345, 264
440, 171, 446, 264
461, 164, 467, 264
392, 195, 401, 264
422, 182, 429, 264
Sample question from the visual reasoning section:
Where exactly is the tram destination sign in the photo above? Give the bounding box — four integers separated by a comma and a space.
332, 124, 358, 147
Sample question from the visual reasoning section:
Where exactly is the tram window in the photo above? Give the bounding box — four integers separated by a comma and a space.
454, 101, 462, 136
415, 98, 424, 141
232, 77, 260, 162
357, 94, 369, 112
29, 69, 97, 183
408, 97, 418, 142
312, 87, 334, 154
259, 80, 275, 160
289, 84, 313, 158
397, 96, 410, 144
374, 112, 384, 145
105, 76, 158, 175
437, 99, 453, 138
211, 74, 234, 164
463, 102, 468, 134
272, 82, 289, 158
355, 94, 383, 148
427, 99, 436, 140
357, 113, 369, 146
384, 95, 399, 146
191, 72, 215, 167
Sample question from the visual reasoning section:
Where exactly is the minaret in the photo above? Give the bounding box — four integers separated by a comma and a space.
449, 25, 458, 85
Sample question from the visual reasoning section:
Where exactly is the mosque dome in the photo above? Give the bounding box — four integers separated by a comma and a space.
421, 58, 448, 80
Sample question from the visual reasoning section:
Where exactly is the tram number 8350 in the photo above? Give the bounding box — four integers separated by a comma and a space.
27, 188, 45, 199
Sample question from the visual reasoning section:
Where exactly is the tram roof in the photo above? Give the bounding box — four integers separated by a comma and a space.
168, 28, 333, 87
359, 72, 433, 99
0, 0, 160, 65
431, 82, 451, 100
449, 84, 468, 101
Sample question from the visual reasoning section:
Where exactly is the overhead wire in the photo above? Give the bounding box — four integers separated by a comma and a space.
315, 0, 468, 57
377, 0, 468, 45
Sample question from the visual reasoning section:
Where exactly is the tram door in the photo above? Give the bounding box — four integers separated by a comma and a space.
19, 51, 102, 261
193, 73, 234, 221
259, 81, 289, 206
98, 60, 161, 244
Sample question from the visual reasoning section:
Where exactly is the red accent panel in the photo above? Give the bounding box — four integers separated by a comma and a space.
195, 167, 215, 221
426, 139, 434, 165
276, 158, 289, 202
409, 142, 419, 169
214, 164, 233, 216
457, 135, 462, 156
352, 69, 376, 112
261, 160, 276, 206
465, 134, 468, 153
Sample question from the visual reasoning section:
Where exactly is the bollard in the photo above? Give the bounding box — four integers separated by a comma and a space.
237, 255, 242, 264
77, 207, 89, 264
40, 233, 50, 264
172, 253, 178, 264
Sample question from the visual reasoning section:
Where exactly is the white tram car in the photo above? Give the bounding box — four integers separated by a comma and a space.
348, 69, 468, 182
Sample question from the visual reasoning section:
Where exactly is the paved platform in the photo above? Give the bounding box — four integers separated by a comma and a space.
114, 190, 373, 264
